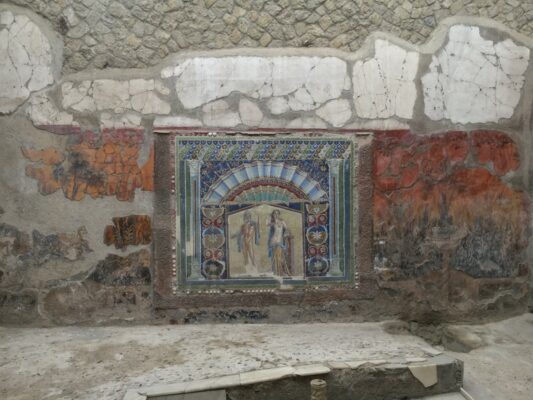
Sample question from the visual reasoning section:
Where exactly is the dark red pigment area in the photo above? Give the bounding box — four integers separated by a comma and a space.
373, 130, 527, 280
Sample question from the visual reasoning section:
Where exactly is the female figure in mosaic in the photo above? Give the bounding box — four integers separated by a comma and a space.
267, 209, 292, 276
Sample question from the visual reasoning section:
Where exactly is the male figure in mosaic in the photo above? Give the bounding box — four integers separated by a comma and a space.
236, 211, 260, 268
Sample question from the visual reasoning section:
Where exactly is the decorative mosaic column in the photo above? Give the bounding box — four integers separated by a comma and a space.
188, 160, 203, 279
327, 159, 342, 276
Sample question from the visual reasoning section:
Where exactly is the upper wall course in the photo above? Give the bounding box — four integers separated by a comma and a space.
5, 0, 533, 72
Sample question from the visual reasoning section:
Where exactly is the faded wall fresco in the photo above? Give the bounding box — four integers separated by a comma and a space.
88, 249, 151, 286
40, 249, 152, 324
22, 129, 154, 201
104, 215, 152, 249
0, 223, 91, 268
374, 130, 528, 281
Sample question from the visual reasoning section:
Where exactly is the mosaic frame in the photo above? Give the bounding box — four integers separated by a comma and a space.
153, 130, 374, 308
176, 135, 356, 289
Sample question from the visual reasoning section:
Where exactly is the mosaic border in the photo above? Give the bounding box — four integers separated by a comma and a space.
176, 135, 356, 290
153, 130, 374, 307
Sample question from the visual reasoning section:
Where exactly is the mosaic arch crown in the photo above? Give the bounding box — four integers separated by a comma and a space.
175, 136, 357, 289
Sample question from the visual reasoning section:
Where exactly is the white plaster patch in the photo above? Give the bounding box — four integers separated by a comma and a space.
287, 116, 327, 129
257, 118, 290, 128
422, 25, 530, 124
92, 79, 130, 111
27, 92, 75, 126
62, 78, 171, 115
239, 98, 263, 126
345, 118, 410, 130
128, 78, 155, 96
131, 91, 171, 114
305, 58, 347, 104
353, 39, 419, 119
271, 57, 314, 96
100, 112, 142, 129
316, 99, 352, 127
161, 63, 189, 79
61, 81, 95, 112
202, 100, 241, 127
153, 115, 203, 128
170, 56, 347, 110
0, 11, 55, 113
288, 87, 316, 111
173, 57, 270, 109
155, 80, 171, 96
267, 97, 290, 115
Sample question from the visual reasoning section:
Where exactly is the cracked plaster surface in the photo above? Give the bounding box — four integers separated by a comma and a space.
27, 92, 75, 127
239, 98, 263, 127
202, 99, 241, 128
0, 10, 55, 113
316, 99, 353, 127
99, 112, 142, 130
163, 56, 348, 111
353, 39, 419, 119
61, 78, 171, 115
17, 22, 532, 131
267, 97, 291, 115
287, 116, 327, 129
61, 80, 95, 112
422, 25, 530, 124
153, 116, 202, 128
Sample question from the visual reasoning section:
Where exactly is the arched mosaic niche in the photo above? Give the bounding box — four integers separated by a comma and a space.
178, 135, 356, 286
152, 130, 369, 305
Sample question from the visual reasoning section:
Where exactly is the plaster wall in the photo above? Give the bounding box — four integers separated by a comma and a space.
0, 3, 531, 325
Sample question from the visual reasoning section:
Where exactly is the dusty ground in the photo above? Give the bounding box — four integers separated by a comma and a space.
0, 314, 532, 400
445, 313, 533, 400
0, 322, 439, 400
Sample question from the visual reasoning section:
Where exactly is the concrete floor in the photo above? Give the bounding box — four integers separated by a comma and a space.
1, 314, 532, 400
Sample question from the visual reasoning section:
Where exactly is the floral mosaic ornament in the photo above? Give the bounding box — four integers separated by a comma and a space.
175, 137, 357, 289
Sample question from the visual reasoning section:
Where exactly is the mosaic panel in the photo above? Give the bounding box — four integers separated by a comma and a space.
175, 137, 356, 289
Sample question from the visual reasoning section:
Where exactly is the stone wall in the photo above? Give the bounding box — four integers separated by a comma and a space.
3, 0, 533, 72
0, 3, 532, 325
